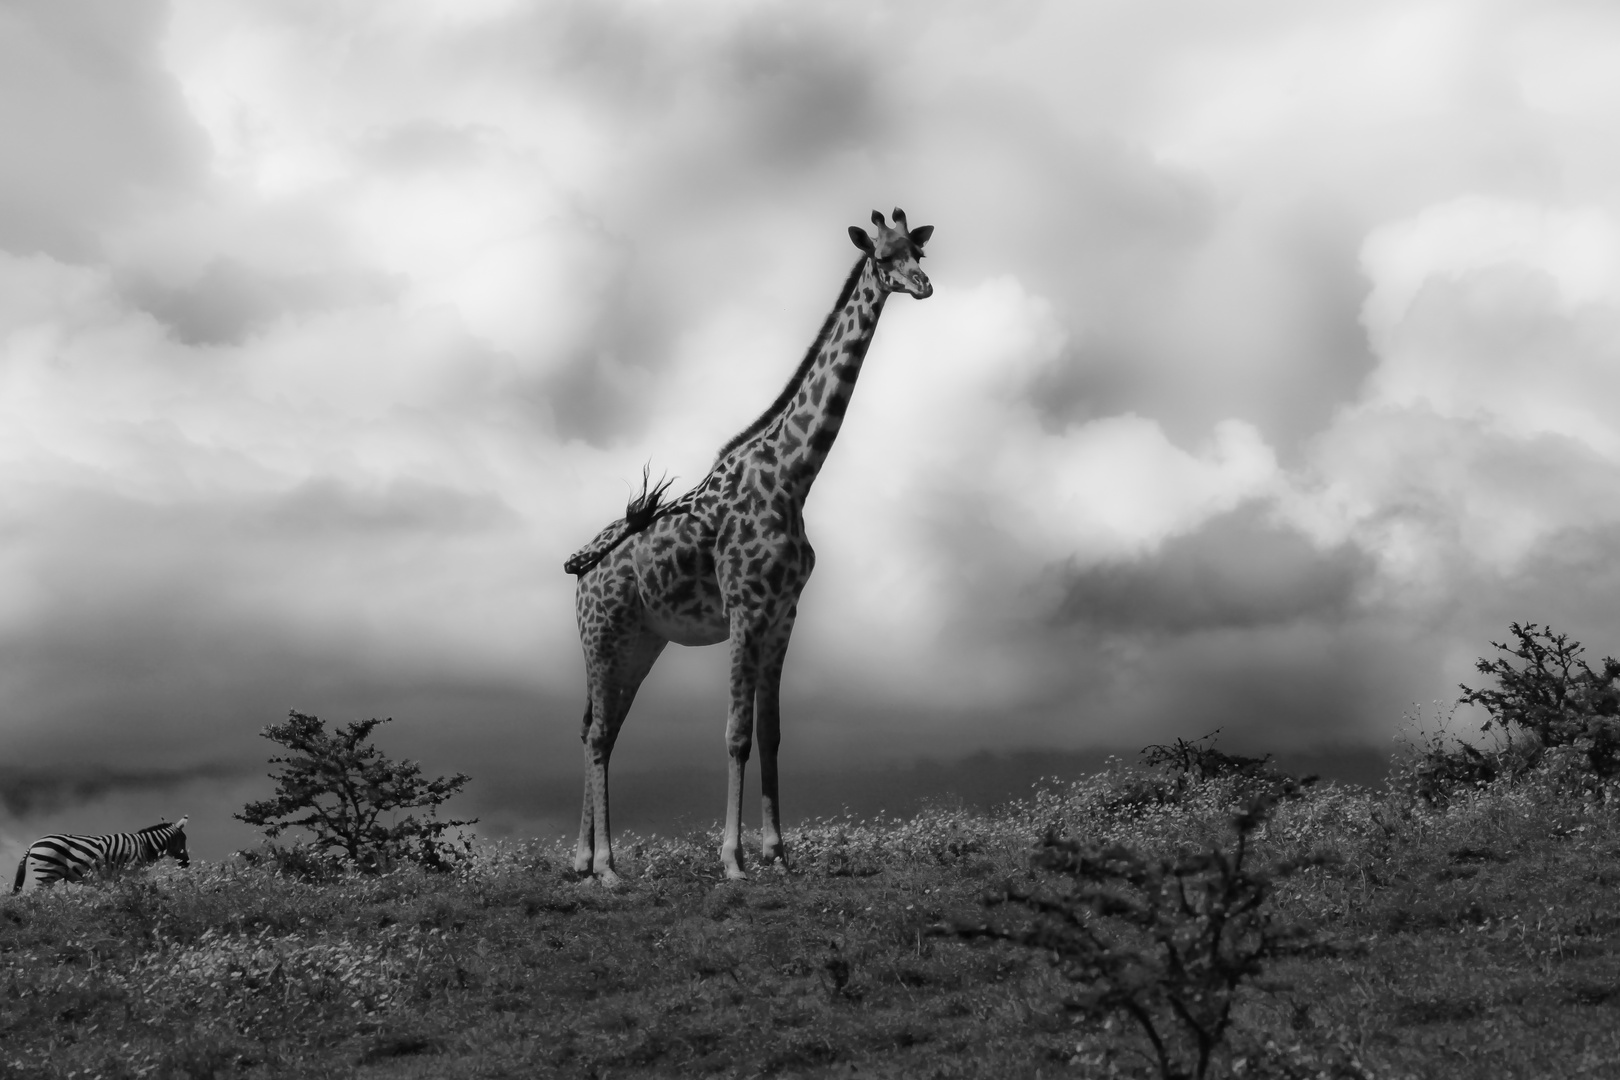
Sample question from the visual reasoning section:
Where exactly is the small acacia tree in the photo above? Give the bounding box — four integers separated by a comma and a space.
949, 793, 1327, 1080
1459, 622, 1620, 778
237, 711, 477, 872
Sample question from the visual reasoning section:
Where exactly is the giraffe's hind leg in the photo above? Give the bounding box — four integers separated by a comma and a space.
573, 703, 596, 875
577, 628, 666, 886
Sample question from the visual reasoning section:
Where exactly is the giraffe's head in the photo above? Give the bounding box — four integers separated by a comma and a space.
849, 208, 934, 299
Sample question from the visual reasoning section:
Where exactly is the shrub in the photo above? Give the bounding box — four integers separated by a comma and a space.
237, 711, 477, 873
1459, 622, 1620, 778
1391, 707, 1526, 810
1394, 625, 1620, 809
948, 796, 1329, 1080
236, 840, 349, 884
1140, 729, 1271, 788
1140, 729, 1313, 807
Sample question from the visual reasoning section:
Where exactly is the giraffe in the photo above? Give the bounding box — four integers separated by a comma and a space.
566, 208, 935, 884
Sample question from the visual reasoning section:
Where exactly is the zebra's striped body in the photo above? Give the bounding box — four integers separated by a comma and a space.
12, 817, 190, 893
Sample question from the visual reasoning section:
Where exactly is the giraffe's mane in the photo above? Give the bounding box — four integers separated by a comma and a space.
713, 255, 869, 463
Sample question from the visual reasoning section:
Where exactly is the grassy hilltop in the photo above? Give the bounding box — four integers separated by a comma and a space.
5, 746, 1620, 1079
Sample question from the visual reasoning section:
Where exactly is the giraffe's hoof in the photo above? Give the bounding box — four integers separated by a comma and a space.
593, 868, 624, 889
723, 865, 749, 882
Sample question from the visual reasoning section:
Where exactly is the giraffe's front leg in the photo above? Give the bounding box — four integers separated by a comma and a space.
722, 615, 762, 880
756, 607, 797, 870
756, 693, 785, 869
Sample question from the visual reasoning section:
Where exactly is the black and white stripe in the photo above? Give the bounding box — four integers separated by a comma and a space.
12, 817, 190, 893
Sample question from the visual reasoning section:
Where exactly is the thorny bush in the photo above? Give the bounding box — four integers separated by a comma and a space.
948, 792, 1331, 1080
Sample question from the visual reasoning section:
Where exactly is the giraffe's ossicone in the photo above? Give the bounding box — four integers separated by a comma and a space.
567, 209, 935, 884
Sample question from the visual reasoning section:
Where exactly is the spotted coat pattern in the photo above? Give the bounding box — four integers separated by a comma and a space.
568, 210, 935, 882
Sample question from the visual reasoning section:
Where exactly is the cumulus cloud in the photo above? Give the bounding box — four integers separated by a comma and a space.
798, 277, 1281, 712
1292, 197, 1620, 589
5, 0, 1620, 839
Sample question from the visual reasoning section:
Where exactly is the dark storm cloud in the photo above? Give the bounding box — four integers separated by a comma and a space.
0, 480, 535, 769
6, 0, 1620, 840
0, 0, 203, 257
1054, 504, 1371, 634
0, 762, 247, 818
1117, 622, 1428, 751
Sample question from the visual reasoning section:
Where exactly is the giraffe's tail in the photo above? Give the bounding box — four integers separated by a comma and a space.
624, 464, 675, 530
563, 466, 678, 577
13, 855, 27, 894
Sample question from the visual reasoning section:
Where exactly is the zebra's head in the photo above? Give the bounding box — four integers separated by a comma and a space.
165, 816, 190, 867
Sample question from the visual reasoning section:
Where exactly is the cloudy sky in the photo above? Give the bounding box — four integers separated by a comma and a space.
4, 0, 1620, 857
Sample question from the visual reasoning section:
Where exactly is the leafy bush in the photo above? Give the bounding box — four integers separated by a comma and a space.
237, 711, 477, 873
1401, 624, 1620, 808
1459, 622, 1620, 778
948, 796, 1329, 1080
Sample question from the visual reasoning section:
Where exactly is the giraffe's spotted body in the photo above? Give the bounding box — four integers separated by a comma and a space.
568, 210, 934, 883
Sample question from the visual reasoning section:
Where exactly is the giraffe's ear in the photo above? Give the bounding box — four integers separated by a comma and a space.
909, 225, 934, 249
848, 226, 874, 254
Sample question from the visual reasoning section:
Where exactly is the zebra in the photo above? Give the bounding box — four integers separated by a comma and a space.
12, 817, 190, 893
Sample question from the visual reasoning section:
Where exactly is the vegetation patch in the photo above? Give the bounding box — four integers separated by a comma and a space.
8, 626, 1620, 1077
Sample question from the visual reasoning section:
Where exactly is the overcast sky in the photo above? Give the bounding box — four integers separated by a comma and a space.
5, 0, 1620, 856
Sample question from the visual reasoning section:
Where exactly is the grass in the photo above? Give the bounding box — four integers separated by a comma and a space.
5, 760, 1620, 1078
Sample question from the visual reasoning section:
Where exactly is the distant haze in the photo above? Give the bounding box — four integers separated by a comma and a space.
5, 2, 1620, 860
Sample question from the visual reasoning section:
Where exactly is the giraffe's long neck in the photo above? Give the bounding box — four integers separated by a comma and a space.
763, 257, 887, 500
